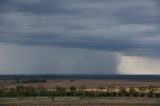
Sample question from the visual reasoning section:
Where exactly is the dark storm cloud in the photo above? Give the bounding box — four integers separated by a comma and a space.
11, 35, 135, 52
0, 0, 160, 57
2, 0, 78, 15
0, 0, 6, 12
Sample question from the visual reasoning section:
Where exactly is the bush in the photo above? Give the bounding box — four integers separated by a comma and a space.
70, 86, 77, 91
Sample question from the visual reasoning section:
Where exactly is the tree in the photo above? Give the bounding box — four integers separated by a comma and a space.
138, 87, 147, 93
97, 84, 105, 91
129, 87, 139, 97
70, 86, 77, 91
119, 87, 127, 96
36, 85, 47, 96
79, 85, 87, 91
108, 86, 116, 92
148, 86, 157, 92
16, 86, 25, 92
148, 86, 157, 97
138, 87, 147, 97
16, 78, 20, 83
0, 87, 6, 97
70, 86, 77, 96
55, 86, 66, 96
108, 86, 117, 97
7, 88, 17, 97
25, 86, 36, 96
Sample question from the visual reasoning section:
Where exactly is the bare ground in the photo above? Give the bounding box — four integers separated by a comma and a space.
0, 97, 160, 106
1, 79, 160, 89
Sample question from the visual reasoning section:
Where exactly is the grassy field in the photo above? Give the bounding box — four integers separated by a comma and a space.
0, 97, 160, 106
1, 79, 160, 89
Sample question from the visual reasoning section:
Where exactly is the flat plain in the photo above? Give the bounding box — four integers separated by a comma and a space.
1, 79, 160, 89
0, 76, 160, 106
0, 97, 160, 106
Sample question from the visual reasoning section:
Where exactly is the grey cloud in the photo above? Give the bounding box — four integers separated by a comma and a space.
0, 44, 120, 74
0, 0, 6, 13
3, 0, 77, 15
0, 0, 160, 57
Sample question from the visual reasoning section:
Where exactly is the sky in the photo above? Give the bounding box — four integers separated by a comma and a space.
0, 0, 160, 75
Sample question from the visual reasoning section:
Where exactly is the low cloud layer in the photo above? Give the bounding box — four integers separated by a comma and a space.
0, 0, 160, 74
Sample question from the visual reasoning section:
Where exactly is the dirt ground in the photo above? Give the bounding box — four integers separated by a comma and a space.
0, 97, 160, 106
0, 79, 160, 89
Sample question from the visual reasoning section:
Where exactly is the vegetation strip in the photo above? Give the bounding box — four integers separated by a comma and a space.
0, 84, 160, 98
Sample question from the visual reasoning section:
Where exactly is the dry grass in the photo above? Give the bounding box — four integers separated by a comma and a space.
0, 97, 160, 106
1, 79, 160, 89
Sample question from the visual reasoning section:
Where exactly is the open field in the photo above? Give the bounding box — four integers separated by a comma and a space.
1, 79, 160, 89
0, 76, 160, 105
0, 97, 160, 106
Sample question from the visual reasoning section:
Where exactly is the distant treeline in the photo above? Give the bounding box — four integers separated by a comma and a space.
0, 85, 160, 98
0, 75, 160, 80
16, 78, 47, 83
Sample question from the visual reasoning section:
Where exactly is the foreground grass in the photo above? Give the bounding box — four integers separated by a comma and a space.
0, 97, 160, 106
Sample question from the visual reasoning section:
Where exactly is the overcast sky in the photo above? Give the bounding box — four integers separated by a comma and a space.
0, 0, 160, 75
